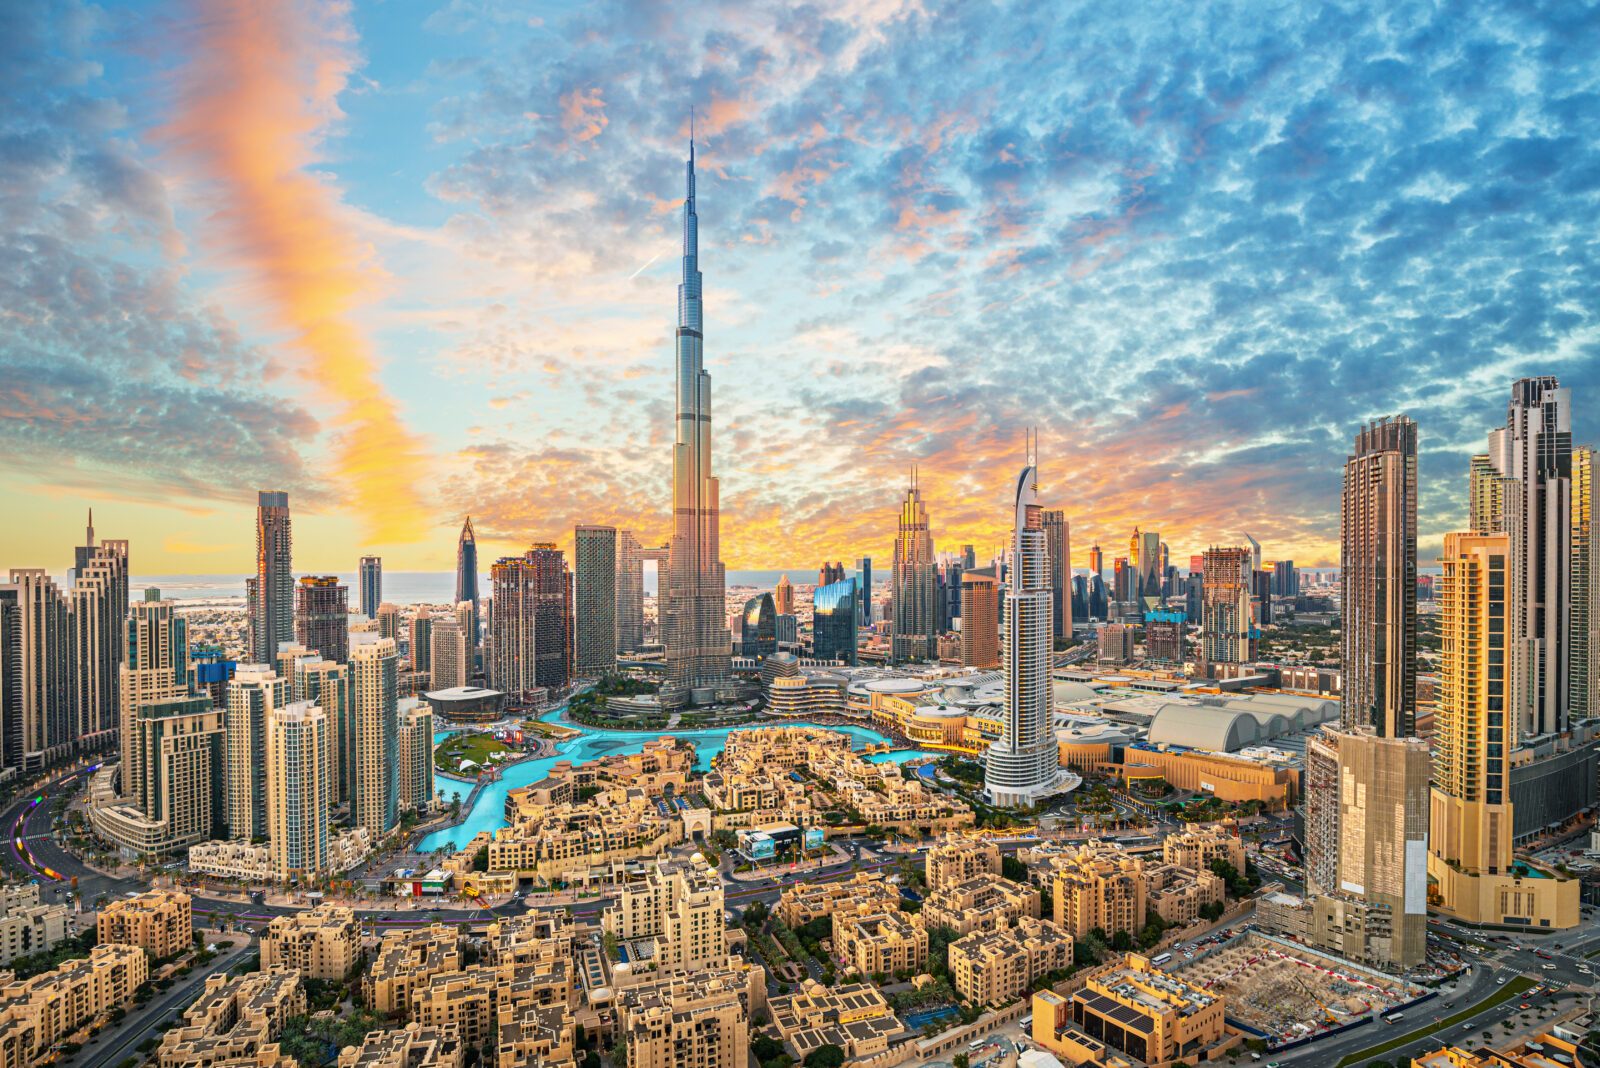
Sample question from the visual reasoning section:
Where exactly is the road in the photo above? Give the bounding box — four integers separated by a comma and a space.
68, 940, 252, 1068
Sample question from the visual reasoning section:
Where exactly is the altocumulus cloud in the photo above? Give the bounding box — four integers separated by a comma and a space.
422, 0, 1600, 566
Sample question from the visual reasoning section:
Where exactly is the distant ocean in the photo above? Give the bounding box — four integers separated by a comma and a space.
132, 569, 810, 604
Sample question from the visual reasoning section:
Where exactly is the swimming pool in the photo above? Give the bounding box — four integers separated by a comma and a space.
418, 711, 936, 853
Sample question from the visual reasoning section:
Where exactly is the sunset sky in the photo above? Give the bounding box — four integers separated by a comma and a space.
3, 0, 1597, 576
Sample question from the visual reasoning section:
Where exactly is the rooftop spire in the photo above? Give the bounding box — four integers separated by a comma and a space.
86, 506, 94, 546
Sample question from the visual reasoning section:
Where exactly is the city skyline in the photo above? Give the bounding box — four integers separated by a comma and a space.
5, 3, 1599, 576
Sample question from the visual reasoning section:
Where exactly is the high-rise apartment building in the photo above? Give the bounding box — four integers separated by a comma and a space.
986, 458, 1064, 808
1573, 446, 1597, 721
812, 578, 858, 665
6, 570, 70, 768
1042, 509, 1071, 642
266, 701, 330, 880
857, 557, 873, 627
489, 545, 573, 699
398, 700, 434, 815
603, 858, 727, 973
68, 522, 128, 751
375, 603, 401, 643
225, 665, 286, 842
408, 614, 432, 686
455, 517, 480, 653
891, 476, 937, 664
0, 588, 22, 775
119, 597, 191, 808
358, 556, 382, 620
573, 526, 618, 678
1429, 532, 1578, 928
1340, 415, 1418, 737
959, 571, 1000, 670
1143, 609, 1187, 666
1486, 376, 1572, 737
350, 636, 399, 839
428, 617, 468, 692
1199, 547, 1255, 674
773, 575, 793, 617
1468, 453, 1503, 534
294, 577, 349, 665
293, 655, 351, 808
615, 530, 645, 655
251, 491, 294, 664
661, 139, 732, 700
121, 694, 225, 853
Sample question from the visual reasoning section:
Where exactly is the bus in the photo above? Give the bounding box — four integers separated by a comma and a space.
1151, 953, 1174, 966
1383, 1013, 1404, 1024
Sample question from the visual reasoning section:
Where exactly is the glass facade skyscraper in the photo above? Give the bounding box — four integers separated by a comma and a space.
358, 556, 382, 620
813, 578, 858, 665
455, 517, 480, 653
740, 594, 777, 661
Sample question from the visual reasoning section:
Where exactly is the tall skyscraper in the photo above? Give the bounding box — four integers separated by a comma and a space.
856, 557, 872, 627
1573, 446, 1597, 721
358, 556, 382, 620
225, 664, 286, 842
891, 475, 937, 664
119, 597, 192, 809
812, 578, 858, 665
739, 594, 777, 660
294, 576, 349, 664
959, 570, 1000, 669
1340, 415, 1418, 737
615, 530, 645, 655
1199, 547, 1255, 673
1429, 532, 1577, 927
376, 603, 401, 643
68, 515, 128, 751
408, 614, 433, 685
455, 517, 480, 653
574, 526, 618, 678
293, 655, 351, 808
1486, 377, 1572, 738
489, 545, 573, 698
398, 700, 434, 815
428, 616, 468, 692
266, 701, 330, 880
1042, 510, 1071, 643
1129, 527, 1160, 606
1087, 544, 1103, 589
660, 138, 732, 701
251, 491, 294, 664
350, 635, 399, 839
986, 455, 1064, 808
0, 588, 22, 775
773, 575, 794, 617
1468, 453, 1503, 534
7, 569, 69, 768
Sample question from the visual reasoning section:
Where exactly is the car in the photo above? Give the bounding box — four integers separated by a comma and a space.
1496, 977, 1507, 985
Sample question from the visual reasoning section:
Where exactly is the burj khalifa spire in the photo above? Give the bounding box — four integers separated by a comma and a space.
662, 129, 731, 700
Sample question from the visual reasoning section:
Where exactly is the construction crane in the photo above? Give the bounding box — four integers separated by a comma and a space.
1290, 972, 1340, 1027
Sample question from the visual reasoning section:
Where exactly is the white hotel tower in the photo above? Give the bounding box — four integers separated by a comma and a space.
985, 448, 1073, 807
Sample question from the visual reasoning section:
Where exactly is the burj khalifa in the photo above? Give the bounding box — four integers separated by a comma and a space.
662, 134, 732, 700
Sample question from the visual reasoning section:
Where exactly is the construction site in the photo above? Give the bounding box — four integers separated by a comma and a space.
1171, 932, 1425, 1045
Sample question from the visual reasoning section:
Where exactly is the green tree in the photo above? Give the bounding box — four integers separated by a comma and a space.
1111, 929, 1134, 951
954, 1055, 971, 1068
804, 1046, 846, 1068
743, 900, 770, 928
1001, 855, 1028, 882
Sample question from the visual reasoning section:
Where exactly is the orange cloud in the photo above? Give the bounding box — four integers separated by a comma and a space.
162, 0, 430, 543
559, 86, 608, 143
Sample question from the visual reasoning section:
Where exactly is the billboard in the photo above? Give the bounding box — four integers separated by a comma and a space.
804, 827, 825, 850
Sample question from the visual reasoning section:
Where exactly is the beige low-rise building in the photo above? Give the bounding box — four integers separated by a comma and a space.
949, 917, 1074, 1007
1049, 841, 1148, 939
924, 833, 1002, 890
495, 1003, 573, 1068
365, 925, 462, 1016
832, 903, 928, 977
97, 888, 193, 960
338, 1023, 464, 1068
155, 971, 303, 1068
777, 871, 898, 928
1033, 953, 1230, 1068
1147, 864, 1225, 927
922, 874, 1041, 936
260, 906, 361, 981
770, 981, 906, 1062
1162, 824, 1246, 873
0, 885, 70, 966
603, 857, 726, 974
616, 966, 750, 1068
0, 943, 149, 1064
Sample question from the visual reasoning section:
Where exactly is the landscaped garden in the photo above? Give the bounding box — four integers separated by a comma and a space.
434, 732, 516, 776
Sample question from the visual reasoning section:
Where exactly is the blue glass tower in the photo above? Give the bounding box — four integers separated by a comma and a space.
813, 578, 858, 665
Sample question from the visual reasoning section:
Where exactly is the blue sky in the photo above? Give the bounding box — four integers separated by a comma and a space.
1, 0, 1596, 572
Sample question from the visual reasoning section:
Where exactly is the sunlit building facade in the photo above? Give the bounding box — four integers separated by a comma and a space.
812, 578, 858, 665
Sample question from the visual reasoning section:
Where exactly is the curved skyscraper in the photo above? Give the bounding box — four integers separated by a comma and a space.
455, 517, 479, 653
985, 458, 1067, 808
662, 136, 731, 700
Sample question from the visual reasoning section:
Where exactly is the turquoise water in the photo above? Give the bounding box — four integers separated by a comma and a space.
418, 712, 935, 853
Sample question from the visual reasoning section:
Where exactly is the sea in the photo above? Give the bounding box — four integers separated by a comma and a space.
130, 570, 806, 605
